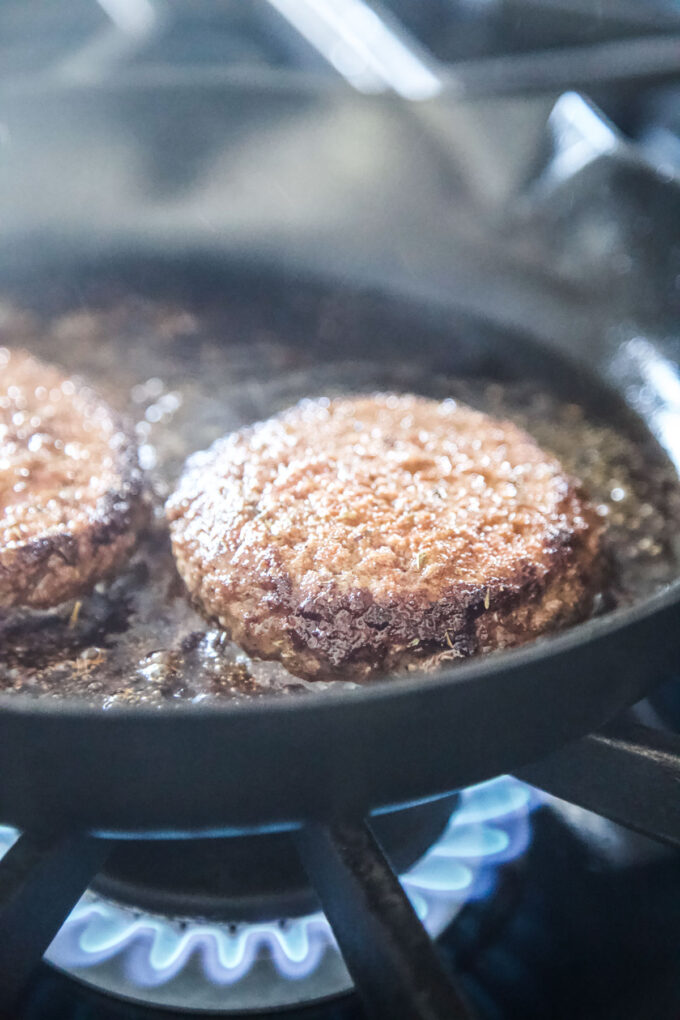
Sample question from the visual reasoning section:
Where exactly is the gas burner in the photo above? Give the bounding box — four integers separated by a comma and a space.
0, 778, 536, 1013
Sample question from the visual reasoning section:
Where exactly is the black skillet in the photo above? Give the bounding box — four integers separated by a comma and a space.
0, 257, 678, 840
0, 78, 678, 839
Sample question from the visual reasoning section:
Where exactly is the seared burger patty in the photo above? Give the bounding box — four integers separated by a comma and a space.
167, 394, 603, 680
0, 349, 146, 609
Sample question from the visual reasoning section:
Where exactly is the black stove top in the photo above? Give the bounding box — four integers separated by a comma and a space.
15, 792, 680, 1020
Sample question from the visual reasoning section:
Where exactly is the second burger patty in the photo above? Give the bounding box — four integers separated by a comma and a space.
167, 393, 604, 681
0, 349, 146, 610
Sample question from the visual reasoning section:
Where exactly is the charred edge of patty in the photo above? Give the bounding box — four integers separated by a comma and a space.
0, 418, 148, 611
183, 491, 605, 682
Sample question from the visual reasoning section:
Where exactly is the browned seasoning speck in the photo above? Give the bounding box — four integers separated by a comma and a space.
68, 601, 82, 628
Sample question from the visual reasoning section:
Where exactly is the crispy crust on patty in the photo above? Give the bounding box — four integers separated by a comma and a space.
0, 349, 146, 609
167, 394, 604, 680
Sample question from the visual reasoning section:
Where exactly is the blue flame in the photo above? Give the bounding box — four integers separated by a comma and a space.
0, 775, 538, 994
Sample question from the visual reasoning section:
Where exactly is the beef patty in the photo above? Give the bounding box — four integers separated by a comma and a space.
0, 349, 146, 609
167, 394, 603, 680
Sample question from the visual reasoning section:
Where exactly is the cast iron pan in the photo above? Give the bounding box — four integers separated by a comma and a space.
0, 254, 678, 836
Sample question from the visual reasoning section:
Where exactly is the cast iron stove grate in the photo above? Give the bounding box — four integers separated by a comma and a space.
0, 718, 678, 1019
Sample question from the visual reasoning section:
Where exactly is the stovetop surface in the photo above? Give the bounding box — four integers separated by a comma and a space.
1, 0, 679, 78
16, 800, 680, 1020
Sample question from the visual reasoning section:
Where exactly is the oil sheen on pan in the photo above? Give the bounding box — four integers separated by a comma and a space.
0, 287, 678, 705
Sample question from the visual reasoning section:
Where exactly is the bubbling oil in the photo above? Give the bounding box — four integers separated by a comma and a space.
0, 289, 678, 705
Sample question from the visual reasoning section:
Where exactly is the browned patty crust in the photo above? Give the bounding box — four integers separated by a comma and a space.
0, 349, 146, 609
167, 394, 603, 680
